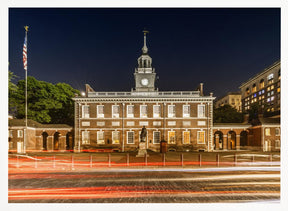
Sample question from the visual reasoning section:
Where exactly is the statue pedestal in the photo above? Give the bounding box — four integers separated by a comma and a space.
136, 142, 149, 157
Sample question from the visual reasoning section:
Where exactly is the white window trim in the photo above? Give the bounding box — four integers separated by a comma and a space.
112, 131, 120, 144
17, 130, 23, 138
97, 105, 104, 118
275, 140, 280, 149
265, 128, 271, 136
97, 131, 105, 144
82, 105, 90, 118
168, 105, 176, 118
9, 130, 13, 138
82, 130, 90, 145
153, 105, 161, 118
127, 105, 134, 118
197, 104, 206, 118
153, 131, 161, 144
275, 128, 280, 136
183, 105, 190, 118
127, 131, 135, 144
140, 105, 148, 118
197, 131, 205, 144
168, 131, 176, 144
182, 131, 190, 144
112, 105, 120, 118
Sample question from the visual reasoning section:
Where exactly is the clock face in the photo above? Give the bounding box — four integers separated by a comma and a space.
141, 78, 149, 86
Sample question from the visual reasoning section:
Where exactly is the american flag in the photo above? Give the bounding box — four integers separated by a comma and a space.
23, 34, 27, 71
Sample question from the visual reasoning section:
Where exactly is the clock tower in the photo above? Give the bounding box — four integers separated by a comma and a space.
134, 30, 157, 92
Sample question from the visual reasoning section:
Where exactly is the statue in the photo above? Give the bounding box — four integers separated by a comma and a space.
140, 126, 147, 142
136, 126, 149, 157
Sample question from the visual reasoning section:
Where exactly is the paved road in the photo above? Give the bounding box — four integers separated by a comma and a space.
9, 167, 280, 203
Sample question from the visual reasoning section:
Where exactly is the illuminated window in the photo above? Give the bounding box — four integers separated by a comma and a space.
140, 105, 147, 118
153, 105, 161, 118
127, 131, 134, 144
271, 96, 274, 101
245, 87, 250, 95
271, 85, 274, 90
168, 131, 176, 144
252, 84, 257, 92
97, 105, 104, 118
97, 131, 105, 144
197, 131, 205, 144
183, 131, 190, 144
127, 105, 134, 118
259, 79, 265, 89
112, 131, 120, 144
17, 130, 23, 138
183, 105, 190, 117
82, 105, 90, 118
265, 128, 271, 136
198, 104, 205, 118
112, 105, 119, 118
267, 73, 274, 81
168, 105, 176, 118
153, 131, 161, 144
275, 140, 280, 149
277, 87, 280, 93
82, 131, 90, 144
267, 87, 271, 91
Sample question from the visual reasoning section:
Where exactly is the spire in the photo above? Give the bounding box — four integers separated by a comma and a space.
142, 30, 149, 54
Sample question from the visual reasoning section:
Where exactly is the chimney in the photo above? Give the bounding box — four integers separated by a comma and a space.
210, 92, 213, 97
199, 83, 204, 96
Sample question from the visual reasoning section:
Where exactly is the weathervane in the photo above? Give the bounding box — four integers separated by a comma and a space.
143, 29, 149, 35
24, 26, 29, 32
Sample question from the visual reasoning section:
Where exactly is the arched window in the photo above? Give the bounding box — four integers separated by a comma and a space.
245, 87, 250, 96
259, 79, 265, 89
252, 84, 257, 93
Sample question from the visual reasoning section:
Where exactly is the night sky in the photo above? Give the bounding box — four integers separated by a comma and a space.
9, 8, 280, 99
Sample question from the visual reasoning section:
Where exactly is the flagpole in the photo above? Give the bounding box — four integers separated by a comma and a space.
24, 26, 29, 154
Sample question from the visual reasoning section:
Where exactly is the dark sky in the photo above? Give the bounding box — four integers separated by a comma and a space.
9, 8, 280, 99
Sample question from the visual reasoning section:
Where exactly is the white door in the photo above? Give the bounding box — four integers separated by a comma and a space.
17, 142, 23, 153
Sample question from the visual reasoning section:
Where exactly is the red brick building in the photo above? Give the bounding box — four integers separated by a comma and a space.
8, 119, 73, 153
73, 32, 215, 152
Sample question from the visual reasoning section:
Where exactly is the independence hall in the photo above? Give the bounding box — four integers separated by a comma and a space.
73, 31, 215, 152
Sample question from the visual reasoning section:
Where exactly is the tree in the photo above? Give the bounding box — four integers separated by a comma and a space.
213, 104, 243, 123
11, 76, 80, 125
8, 71, 18, 115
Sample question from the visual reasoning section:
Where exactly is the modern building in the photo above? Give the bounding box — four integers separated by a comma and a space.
73, 31, 215, 152
239, 61, 280, 117
215, 92, 242, 112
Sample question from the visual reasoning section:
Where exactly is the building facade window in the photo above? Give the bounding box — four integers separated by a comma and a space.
127, 105, 134, 118
97, 131, 104, 144
252, 84, 257, 93
198, 104, 205, 118
82, 131, 90, 144
112, 131, 120, 144
17, 130, 23, 138
275, 140, 280, 149
82, 105, 90, 118
140, 105, 148, 118
275, 128, 280, 136
168, 131, 176, 144
183, 131, 190, 144
265, 128, 271, 136
197, 131, 205, 144
168, 105, 176, 118
259, 79, 265, 89
183, 105, 190, 117
153, 131, 161, 144
9, 130, 13, 138
97, 105, 104, 118
127, 131, 134, 144
153, 105, 161, 118
112, 105, 119, 118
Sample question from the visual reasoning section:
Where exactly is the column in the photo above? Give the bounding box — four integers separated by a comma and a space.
236, 134, 240, 150
223, 135, 227, 150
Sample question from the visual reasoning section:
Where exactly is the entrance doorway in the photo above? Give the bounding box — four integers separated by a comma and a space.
53, 132, 60, 150
42, 132, 48, 151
